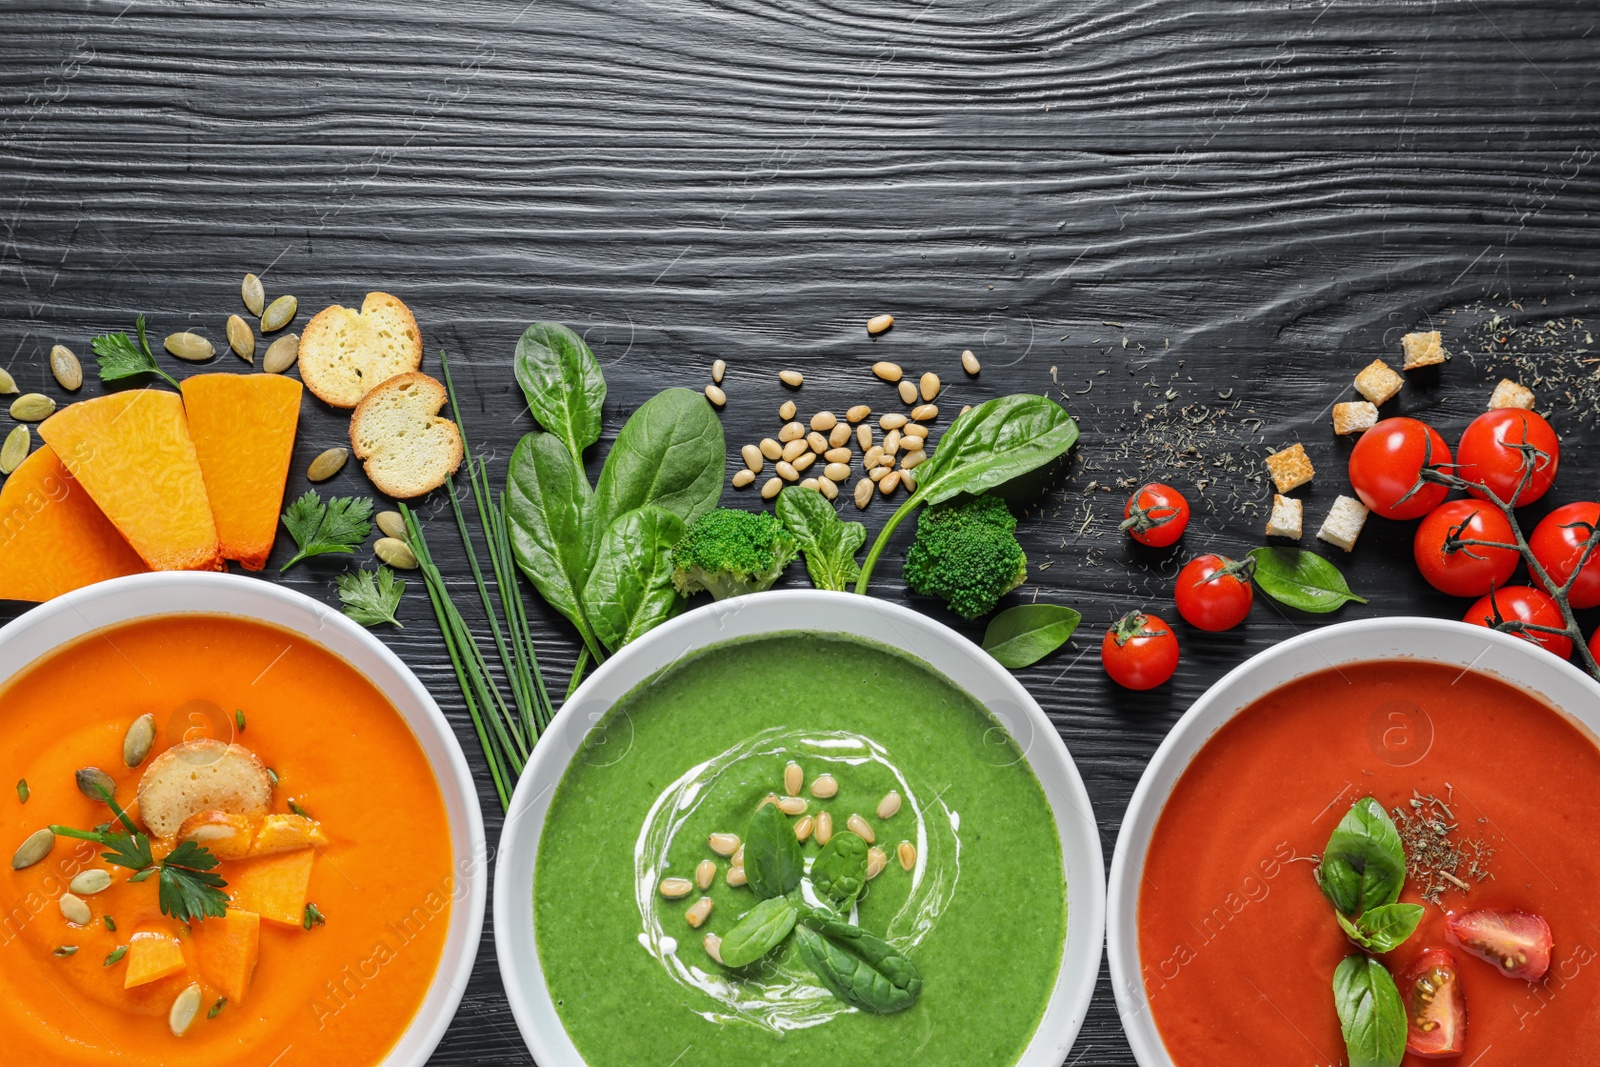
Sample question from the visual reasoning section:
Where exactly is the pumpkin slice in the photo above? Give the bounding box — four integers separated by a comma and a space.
228, 849, 314, 926
188, 908, 260, 1003
175, 810, 257, 860
249, 813, 329, 856
125, 930, 187, 989
38, 390, 223, 571
181, 373, 302, 570
0, 444, 148, 601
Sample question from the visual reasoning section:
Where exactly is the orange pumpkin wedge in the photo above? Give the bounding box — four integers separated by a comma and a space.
38, 390, 223, 571
181, 373, 302, 570
125, 930, 187, 989
187, 908, 261, 1003
228, 849, 314, 926
0, 444, 148, 601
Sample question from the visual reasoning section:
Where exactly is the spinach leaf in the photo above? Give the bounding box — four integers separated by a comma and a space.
513, 323, 606, 465
1248, 547, 1368, 613
857, 395, 1077, 591
981, 604, 1081, 668
1316, 797, 1407, 917
809, 831, 869, 909
743, 801, 805, 900
582, 507, 686, 653
1338, 904, 1426, 954
506, 432, 604, 660
794, 913, 923, 1014
717, 895, 797, 968
775, 486, 866, 591
1333, 955, 1407, 1067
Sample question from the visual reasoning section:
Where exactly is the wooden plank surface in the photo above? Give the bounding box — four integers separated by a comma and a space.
4, 2, 1600, 1064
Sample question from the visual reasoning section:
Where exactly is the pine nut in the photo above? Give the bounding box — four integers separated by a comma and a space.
759, 793, 779, 809
779, 400, 797, 421
867, 314, 894, 335
760, 437, 783, 460
761, 477, 783, 500
776, 461, 799, 482
961, 404, 972, 415
784, 761, 804, 796
704, 933, 725, 963
780, 370, 804, 387
782, 438, 808, 462
792, 452, 815, 472
776, 796, 808, 816
877, 791, 902, 820
872, 361, 903, 382
829, 423, 851, 448
59, 893, 91, 925
869, 466, 889, 483
815, 811, 834, 845
806, 431, 828, 454
854, 479, 873, 509
810, 774, 839, 798
741, 444, 764, 472
962, 349, 980, 375
857, 424, 873, 450
847, 814, 875, 844
779, 421, 805, 442
866, 847, 887, 879
901, 470, 917, 492
879, 413, 907, 430
726, 866, 748, 887
864, 445, 885, 469
733, 845, 745, 866
696, 859, 717, 890
912, 404, 938, 421
660, 878, 694, 899
897, 840, 917, 871
897, 380, 917, 405
884, 429, 901, 455
824, 447, 852, 464
901, 449, 926, 470
920, 373, 941, 402
705, 384, 727, 407
902, 425, 926, 445
709, 833, 741, 856
795, 816, 815, 842
732, 470, 755, 488
847, 404, 871, 423
819, 477, 839, 501
823, 462, 851, 482
810, 411, 837, 432
880, 470, 901, 495
687, 896, 714, 928
712, 359, 726, 383
801, 476, 818, 490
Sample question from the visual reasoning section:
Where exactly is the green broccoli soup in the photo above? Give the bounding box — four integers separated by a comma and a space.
533, 632, 1068, 1066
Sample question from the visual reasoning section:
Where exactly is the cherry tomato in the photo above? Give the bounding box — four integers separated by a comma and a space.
1446, 908, 1553, 982
1457, 409, 1560, 506
1348, 418, 1453, 520
1101, 612, 1180, 690
1463, 585, 1573, 660
1530, 501, 1600, 609
1398, 948, 1467, 1058
1121, 483, 1190, 548
1413, 500, 1520, 598
1174, 554, 1253, 632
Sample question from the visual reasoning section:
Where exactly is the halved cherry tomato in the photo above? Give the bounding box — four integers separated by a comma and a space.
1530, 502, 1600, 609
1101, 612, 1179, 690
1398, 948, 1467, 1058
1121, 483, 1190, 548
1457, 409, 1560, 507
1463, 585, 1573, 659
1174, 554, 1253, 632
1446, 908, 1553, 981
1349, 418, 1453, 520
1413, 500, 1520, 598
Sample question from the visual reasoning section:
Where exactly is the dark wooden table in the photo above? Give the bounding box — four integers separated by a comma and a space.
5, 3, 1599, 1063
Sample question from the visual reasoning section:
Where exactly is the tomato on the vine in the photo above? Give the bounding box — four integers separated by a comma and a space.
1121, 483, 1190, 548
1101, 612, 1180, 690
1530, 502, 1600, 609
1463, 585, 1572, 659
1413, 499, 1519, 598
1457, 409, 1560, 506
1348, 418, 1453, 520
1174, 554, 1253, 632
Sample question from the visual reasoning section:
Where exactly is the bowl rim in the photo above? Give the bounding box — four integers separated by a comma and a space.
1105, 615, 1600, 1067
0, 571, 487, 1067
494, 588, 1106, 1067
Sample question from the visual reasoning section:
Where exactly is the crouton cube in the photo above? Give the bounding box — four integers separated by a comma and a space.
1317, 495, 1370, 552
188, 908, 261, 1004
1266, 495, 1303, 539
1332, 401, 1379, 436
1401, 330, 1446, 370
1265, 443, 1314, 493
125, 931, 187, 989
249, 813, 329, 857
1354, 360, 1404, 405
228, 849, 314, 926
1488, 379, 1535, 411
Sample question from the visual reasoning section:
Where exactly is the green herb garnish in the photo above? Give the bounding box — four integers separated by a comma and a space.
809, 831, 870, 910
89, 315, 180, 388
265, 767, 279, 788
288, 798, 311, 819
1247, 547, 1368, 613
279, 490, 375, 573
103, 945, 127, 967
1332, 955, 1407, 1067
53, 946, 78, 957
234, 708, 246, 731
303, 903, 325, 930
717, 895, 797, 968
208, 997, 228, 1019
743, 803, 804, 900
981, 604, 1082, 669
336, 566, 406, 628
1315, 797, 1407, 918
103, 915, 116, 932
775, 485, 865, 592
793, 913, 923, 1015
16, 778, 27, 804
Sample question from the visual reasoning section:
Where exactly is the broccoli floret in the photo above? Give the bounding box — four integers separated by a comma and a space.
670, 508, 799, 600
902, 494, 1027, 619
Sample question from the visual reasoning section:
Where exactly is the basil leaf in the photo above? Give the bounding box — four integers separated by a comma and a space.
981, 604, 1081, 668
1317, 797, 1406, 917
506, 432, 603, 658
513, 323, 606, 464
1248, 547, 1368, 613
1333, 956, 1407, 1067
717, 895, 797, 968
794, 914, 923, 1014
1338, 904, 1426, 954
775, 486, 865, 592
809, 831, 869, 909
744, 802, 804, 900
582, 507, 686, 653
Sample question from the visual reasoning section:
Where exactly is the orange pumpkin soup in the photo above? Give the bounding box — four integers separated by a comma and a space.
0, 614, 453, 1066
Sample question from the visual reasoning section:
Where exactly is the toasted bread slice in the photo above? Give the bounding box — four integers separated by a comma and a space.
349, 371, 463, 498
137, 741, 272, 839
298, 292, 422, 408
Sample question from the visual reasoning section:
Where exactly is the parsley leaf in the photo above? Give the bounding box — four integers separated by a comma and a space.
335, 566, 405, 628
89, 315, 180, 388
280, 489, 375, 572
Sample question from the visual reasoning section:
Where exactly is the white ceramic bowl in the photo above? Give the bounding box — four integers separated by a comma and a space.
495, 589, 1106, 1067
1107, 616, 1600, 1066
0, 572, 486, 1067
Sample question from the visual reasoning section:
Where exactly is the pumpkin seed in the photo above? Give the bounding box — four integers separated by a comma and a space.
123, 713, 155, 767
50, 345, 83, 391
59, 893, 91, 925
11, 828, 54, 869
375, 510, 408, 541
164, 332, 215, 362
0, 367, 16, 393
241, 273, 265, 316
260, 295, 298, 333
226, 315, 255, 363
169, 983, 203, 1037
307, 447, 348, 482
10, 394, 55, 421
374, 537, 418, 570
70, 869, 113, 896
1, 425, 30, 474
867, 314, 894, 335
263, 332, 300, 374
75, 767, 115, 802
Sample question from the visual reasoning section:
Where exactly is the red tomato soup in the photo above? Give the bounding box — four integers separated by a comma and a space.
1139, 661, 1600, 1066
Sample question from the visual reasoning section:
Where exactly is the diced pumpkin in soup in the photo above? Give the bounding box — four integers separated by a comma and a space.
125, 931, 187, 989
188, 908, 260, 1003
228, 849, 314, 926
249, 813, 329, 856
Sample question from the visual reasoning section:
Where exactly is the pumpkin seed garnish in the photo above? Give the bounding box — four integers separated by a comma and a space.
104, 945, 127, 967
1, 425, 30, 474
75, 767, 116, 802
307, 447, 349, 483
375, 510, 408, 541
70, 869, 113, 896
123, 713, 155, 767
263, 332, 300, 374
59, 892, 92, 925
265, 767, 279, 788
241, 273, 265, 316
9, 394, 56, 421
11, 827, 54, 869
164, 332, 216, 362
53, 946, 78, 957
261, 295, 297, 333
15, 778, 28, 804
374, 536, 419, 570
0, 367, 16, 394
170, 983, 203, 1036
50, 345, 83, 391
226, 315, 255, 363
